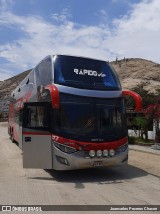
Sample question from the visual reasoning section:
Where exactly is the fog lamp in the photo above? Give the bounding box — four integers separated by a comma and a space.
103, 149, 109, 157
97, 150, 102, 157
89, 150, 95, 158
109, 149, 115, 157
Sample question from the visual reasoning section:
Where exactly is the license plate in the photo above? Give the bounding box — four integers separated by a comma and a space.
93, 161, 102, 167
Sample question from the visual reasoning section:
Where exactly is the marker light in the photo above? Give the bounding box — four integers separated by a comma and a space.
109, 149, 115, 157
103, 149, 109, 157
89, 150, 95, 158
97, 150, 102, 157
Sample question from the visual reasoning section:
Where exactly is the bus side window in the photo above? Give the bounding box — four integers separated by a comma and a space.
23, 108, 30, 127
35, 65, 41, 87
23, 106, 49, 128
35, 58, 52, 87
43, 58, 52, 85
26, 106, 49, 128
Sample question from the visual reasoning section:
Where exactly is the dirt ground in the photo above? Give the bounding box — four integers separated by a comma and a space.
0, 122, 160, 213
129, 150, 160, 178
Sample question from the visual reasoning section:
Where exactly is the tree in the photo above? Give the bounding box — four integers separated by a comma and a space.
143, 98, 160, 143
133, 116, 148, 140
125, 87, 160, 110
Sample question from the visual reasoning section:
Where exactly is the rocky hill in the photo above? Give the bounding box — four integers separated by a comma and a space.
0, 58, 160, 102
0, 69, 31, 100
111, 58, 160, 95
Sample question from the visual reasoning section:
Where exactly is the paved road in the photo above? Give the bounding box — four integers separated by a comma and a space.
0, 122, 160, 213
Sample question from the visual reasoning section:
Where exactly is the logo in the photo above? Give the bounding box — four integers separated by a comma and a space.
52, 135, 59, 141
74, 68, 106, 77
91, 138, 104, 142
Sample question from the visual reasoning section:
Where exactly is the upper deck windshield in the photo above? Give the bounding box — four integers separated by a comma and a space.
54, 55, 121, 91
53, 94, 127, 142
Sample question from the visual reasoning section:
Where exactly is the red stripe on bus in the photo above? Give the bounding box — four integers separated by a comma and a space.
82, 137, 128, 151
22, 132, 128, 150
52, 135, 128, 151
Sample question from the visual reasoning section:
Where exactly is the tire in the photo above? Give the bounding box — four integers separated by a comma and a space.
10, 130, 14, 143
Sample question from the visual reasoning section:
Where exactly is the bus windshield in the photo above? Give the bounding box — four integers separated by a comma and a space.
54, 94, 127, 142
54, 55, 121, 91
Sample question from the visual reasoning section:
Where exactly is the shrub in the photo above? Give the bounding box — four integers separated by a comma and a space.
128, 136, 136, 144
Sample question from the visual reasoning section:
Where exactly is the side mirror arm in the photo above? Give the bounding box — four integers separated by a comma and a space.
122, 90, 142, 112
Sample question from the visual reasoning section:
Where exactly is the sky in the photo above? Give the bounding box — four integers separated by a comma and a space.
0, 0, 160, 80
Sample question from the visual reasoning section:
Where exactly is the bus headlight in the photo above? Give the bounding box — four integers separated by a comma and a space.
89, 150, 95, 158
96, 150, 102, 157
109, 149, 115, 157
54, 142, 77, 154
117, 144, 128, 153
103, 149, 109, 157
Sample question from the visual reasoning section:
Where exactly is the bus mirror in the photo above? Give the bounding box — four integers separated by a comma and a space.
122, 90, 142, 112
45, 85, 60, 109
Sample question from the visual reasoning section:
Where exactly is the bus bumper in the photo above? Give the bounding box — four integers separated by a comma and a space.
53, 147, 128, 170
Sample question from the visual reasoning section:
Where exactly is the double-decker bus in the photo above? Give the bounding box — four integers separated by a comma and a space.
8, 55, 142, 170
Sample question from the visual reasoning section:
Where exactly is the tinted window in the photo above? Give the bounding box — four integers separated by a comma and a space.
35, 57, 52, 87
25, 106, 49, 128
54, 55, 121, 90
55, 102, 95, 136
53, 93, 127, 142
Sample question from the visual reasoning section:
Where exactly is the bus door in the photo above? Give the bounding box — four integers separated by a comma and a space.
22, 102, 52, 169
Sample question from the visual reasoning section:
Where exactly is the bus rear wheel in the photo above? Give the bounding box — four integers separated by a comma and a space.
10, 129, 15, 143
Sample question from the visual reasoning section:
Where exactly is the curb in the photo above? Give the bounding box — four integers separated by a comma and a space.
129, 145, 160, 156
